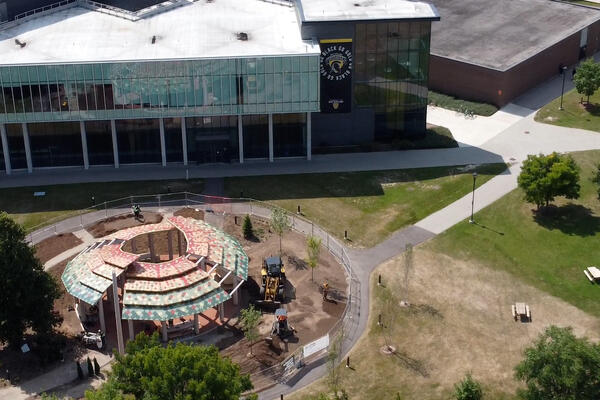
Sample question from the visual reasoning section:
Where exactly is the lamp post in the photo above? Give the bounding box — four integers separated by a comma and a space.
559, 65, 568, 110
469, 172, 478, 224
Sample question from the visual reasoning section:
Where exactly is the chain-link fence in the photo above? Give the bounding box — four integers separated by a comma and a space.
27, 192, 361, 393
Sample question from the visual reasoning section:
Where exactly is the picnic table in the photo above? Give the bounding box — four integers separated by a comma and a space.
512, 302, 531, 322
583, 266, 600, 283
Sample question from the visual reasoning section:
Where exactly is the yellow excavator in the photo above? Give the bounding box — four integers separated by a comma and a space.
256, 256, 286, 306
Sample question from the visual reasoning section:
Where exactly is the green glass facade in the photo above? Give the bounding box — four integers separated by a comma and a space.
0, 56, 320, 123
353, 21, 430, 138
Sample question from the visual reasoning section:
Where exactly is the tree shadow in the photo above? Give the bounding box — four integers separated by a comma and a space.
533, 204, 600, 237
583, 102, 600, 117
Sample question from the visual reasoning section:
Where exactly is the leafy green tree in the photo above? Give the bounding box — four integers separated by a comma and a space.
306, 235, 322, 282
87, 332, 252, 400
239, 304, 261, 355
0, 213, 62, 347
85, 380, 133, 400
270, 208, 291, 255
453, 373, 483, 400
515, 326, 600, 400
242, 215, 253, 239
574, 58, 600, 104
517, 153, 580, 210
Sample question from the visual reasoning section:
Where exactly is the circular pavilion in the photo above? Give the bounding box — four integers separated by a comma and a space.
61, 215, 248, 353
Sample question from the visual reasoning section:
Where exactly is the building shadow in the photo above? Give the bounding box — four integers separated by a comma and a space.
533, 203, 600, 237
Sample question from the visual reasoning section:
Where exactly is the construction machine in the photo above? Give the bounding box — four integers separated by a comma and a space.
256, 256, 286, 306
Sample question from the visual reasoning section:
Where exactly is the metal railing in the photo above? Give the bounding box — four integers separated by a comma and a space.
27, 192, 361, 394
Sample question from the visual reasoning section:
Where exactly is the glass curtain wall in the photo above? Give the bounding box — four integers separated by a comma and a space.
242, 115, 268, 159
164, 118, 183, 163
0, 135, 3, 171
28, 122, 82, 167
0, 57, 319, 123
185, 116, 238, 164
273, 113, 306, 157
5, 123, 26, 169
116, 119, 161, 164
354, 22, 430, 138
85, 120, 113, 165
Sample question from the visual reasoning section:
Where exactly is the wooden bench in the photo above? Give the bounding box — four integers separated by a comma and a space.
511, 304, 517, 321
525, 305, 531, 321
584, 269, 595, 283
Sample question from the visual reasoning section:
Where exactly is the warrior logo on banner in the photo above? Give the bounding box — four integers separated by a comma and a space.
320, 40, 353, 113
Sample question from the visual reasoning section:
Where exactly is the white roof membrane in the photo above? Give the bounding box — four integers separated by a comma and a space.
298, 0, 439, 22
0, 0, 318, 65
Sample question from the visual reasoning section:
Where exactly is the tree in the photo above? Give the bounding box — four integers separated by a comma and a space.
574, 58, 600, 104
306, 235, 322, 282
0, 212, 62, 347
242, 215, 253, 239
453, 373, 483, 400
517, 153, 580, 210
87, 332, 252, 400
239, 305, 261, 356
270, 208, 291, 255
515, 325, 600, 400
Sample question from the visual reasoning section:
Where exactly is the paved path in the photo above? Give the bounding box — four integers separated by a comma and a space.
6, 66, 600, 399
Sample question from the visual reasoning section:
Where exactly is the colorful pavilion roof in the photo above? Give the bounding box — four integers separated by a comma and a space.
61, 216, 247, 320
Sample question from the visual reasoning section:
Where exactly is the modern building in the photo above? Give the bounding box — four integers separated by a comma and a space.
0, 0, 439, 175
427, 0, 600, 107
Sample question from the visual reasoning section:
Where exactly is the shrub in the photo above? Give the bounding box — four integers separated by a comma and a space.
242, 215, 253, 239
453, 373, 483, 400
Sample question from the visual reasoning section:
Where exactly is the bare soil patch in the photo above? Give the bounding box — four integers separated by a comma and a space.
219, 213, 348, 377
34, 233, 83, 264
86, 212, 162, 238
173, 207, 205, 220
48, 257, 87, 337
121, 229, 187, 259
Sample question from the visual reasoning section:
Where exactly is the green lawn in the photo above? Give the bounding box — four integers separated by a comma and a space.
428, 90, 498, 117
0, 179, 203, 232
535, 88, 600, 132
226, 163, 507, 247
563, 0, 599, 7
427, 150, 600, 317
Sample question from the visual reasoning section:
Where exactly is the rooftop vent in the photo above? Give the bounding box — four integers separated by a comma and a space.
206, 0, 214, 3
152, 35, 156, 44
237, 32, 249, 41
14, 38, 26, 48
353, 3, 361, 6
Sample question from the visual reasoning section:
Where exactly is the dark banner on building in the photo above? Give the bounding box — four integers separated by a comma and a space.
319, 39, 353, 113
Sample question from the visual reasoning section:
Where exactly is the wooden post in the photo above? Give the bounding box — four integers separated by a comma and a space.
131, 237, 137, 253
218, 303, 224, 323
97, 298, 106, 333
194, 314, 199, 335
167, 230, 174, 260
128, 319, 134, 341
148, 233, 157, 263
161, 321, 168, 342
177, 231, 184, 256
112, 272, 125, 355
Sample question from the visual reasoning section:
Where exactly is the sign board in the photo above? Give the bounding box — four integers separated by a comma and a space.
303, 334, 329, 358
33, 192, 46, 197
319, 39, 353, 113
21, 343, 30, 353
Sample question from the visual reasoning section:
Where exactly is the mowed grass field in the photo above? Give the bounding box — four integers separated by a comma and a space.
428, 150, 600, 317
290, 249, 600, 400
0, 179, 203, 231
535, 88, 600, 133
226, 163, 507, 247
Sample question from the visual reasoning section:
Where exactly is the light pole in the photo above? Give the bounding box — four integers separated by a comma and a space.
469, 172, 477, 224
559, 65, 567, 110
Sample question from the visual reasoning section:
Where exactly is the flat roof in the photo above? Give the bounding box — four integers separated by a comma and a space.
429, 0, 600, 71
298, 0, 439, 22
0, 0, 318, 66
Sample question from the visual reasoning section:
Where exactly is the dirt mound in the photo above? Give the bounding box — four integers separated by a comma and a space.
86, 212, 162, 238
174, 207, 205, 220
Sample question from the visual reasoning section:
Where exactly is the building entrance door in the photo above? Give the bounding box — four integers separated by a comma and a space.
194, 137, 231, 164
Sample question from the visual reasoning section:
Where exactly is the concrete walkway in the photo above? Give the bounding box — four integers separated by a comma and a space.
5, 65, 600, 399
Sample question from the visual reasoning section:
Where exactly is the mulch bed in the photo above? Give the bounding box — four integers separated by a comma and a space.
34, 233, 83, 265
86, 212, 163, 238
